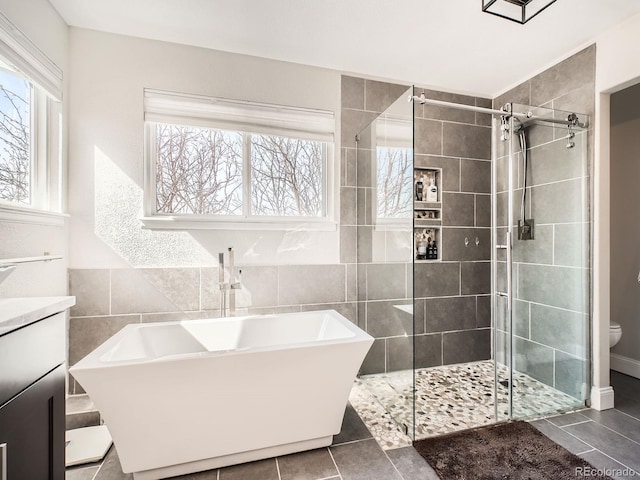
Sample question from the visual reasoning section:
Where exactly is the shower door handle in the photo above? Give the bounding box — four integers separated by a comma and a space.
506, 231, 512, 307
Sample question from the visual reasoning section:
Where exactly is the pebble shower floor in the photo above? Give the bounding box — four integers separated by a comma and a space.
350, 360, 583, 450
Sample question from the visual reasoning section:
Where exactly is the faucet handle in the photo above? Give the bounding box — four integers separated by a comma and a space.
231, 269, 242, 289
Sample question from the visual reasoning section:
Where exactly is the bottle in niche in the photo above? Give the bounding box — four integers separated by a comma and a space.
426, 177, 438, 203
416, 233, 427, 260
426, 238, 434, 260
431, 240, 438, 260
415, 180, 424, 201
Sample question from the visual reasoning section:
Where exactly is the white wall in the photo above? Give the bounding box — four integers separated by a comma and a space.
0, 0, 68, 69
67, 28, 342, 269
0, 222, 68, 297
592, 10, 640, 407
610, 83, 640, 367
0, 0, 69, 297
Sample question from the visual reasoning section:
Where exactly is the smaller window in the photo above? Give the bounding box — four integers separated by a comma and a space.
143, 90, 335, 230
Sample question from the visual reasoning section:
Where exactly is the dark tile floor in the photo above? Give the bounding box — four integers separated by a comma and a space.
530, 371, 640, 480
66, 371, 640, 480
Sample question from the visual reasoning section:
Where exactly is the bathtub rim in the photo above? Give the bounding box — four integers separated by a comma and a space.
69, 309, 373, 370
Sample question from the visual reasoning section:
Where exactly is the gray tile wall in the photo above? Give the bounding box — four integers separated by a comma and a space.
412, 86, 493, 371
493, 45, 595, 398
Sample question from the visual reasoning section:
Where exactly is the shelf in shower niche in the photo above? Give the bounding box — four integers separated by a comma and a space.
414, 201, 441, 210
414, 226, 440, 262
414, 219, 441, 227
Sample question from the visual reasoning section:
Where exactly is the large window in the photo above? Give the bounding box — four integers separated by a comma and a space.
143, 90, 334, 229
154, 125, 325, 217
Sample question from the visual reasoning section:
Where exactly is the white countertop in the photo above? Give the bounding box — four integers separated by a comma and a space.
0, 296, 76, 336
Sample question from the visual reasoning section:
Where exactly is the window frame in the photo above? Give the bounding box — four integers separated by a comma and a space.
141, 90, 337, 231
0, 12, 66, 226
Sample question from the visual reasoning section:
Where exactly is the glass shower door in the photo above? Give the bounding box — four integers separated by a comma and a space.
354, 86, 416, 439
494, 103, 590, 421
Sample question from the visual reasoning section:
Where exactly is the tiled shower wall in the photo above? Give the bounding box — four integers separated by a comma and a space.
411, 87, 494, 370
341, 76, 493, 374
493, 45, 596, 399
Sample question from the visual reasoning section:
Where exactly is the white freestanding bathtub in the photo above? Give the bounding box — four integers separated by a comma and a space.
70, 310, 373, 480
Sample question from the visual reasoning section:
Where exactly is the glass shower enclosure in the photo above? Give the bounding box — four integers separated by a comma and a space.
353, 89, 591, 443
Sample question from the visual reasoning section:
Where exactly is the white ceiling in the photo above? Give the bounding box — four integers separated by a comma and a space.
49, 0, 640, 97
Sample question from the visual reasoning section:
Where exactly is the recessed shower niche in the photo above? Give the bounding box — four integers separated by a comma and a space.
414, 167, 441, 261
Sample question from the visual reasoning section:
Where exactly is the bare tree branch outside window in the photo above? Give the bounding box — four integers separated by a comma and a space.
376, 147, 413, 219
155, 124, 243, 215
0, 70, 31, 205
251, 135, 323, 216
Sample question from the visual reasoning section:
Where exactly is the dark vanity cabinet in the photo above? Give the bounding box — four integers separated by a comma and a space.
0, 312, 66, 480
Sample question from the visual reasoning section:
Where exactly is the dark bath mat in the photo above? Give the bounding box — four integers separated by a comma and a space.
413, 421, 614, 480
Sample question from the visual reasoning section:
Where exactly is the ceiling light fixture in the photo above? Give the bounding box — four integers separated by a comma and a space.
482, 0, 557, 24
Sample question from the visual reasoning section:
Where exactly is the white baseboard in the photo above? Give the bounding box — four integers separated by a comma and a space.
610, 353, 640, 379
590, 386, 615, 411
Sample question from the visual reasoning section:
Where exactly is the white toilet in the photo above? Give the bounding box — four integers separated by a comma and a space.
610, 321, 622, 348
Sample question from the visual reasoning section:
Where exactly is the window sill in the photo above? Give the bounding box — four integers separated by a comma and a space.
139, 216, 338, 232
0, 203, 68, 227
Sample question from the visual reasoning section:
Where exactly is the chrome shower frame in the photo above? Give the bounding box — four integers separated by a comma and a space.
407, 94, 592, 421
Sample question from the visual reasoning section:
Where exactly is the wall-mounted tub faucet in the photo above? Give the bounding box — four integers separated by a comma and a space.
219, 247, 242, 317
